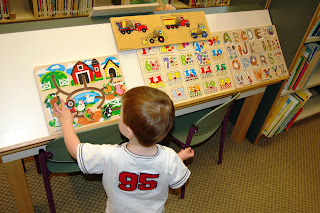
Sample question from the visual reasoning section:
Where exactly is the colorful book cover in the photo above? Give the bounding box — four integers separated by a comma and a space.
277, 93, 303, 134
288, 47, 311, 90
284, 46, 306, 90
293, 43, 320, 90
267, 97, 293, 137
263, 95, 289, 135
274, 94, 299, 135
285, 107, 303, 131
297, 50, 320, 89
303, 52, 320, 87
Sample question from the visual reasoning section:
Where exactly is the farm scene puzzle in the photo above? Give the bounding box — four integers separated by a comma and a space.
34, 55, 126, 135
136, 25, 288, 104
110, 11, 212, 51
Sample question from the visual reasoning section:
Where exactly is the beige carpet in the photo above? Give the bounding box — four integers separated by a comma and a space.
1, 115, 320, 213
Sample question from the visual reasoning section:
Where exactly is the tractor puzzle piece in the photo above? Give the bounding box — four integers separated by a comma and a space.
142, 28, 166, 45
191, 25, 208, 39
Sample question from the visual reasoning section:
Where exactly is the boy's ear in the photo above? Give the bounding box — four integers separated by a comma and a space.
126, 126, 134, 140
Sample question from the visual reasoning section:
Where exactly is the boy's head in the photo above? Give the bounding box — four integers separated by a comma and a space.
120, 86, 175, 147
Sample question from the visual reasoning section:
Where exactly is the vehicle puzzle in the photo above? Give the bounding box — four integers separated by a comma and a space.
110, 11, 212, 51
136, 25, 288, 104
34, 55, 126, 135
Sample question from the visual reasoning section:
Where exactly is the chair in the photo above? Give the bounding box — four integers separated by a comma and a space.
169, 92, 240, 199
38, 123, 126, 213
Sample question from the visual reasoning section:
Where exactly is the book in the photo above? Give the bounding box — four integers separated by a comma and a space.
284, 46, 307, 90
263, 95, 289, 135
266, 97, 294, 137
297, 49, 320, 90
292, 43, 320, 91
275, 94, 301, 134
272, 95, 298, 136
284, 107, 303, 131
309, 16, 320, 37
288, 47, 312, 90
304, 54, 320, 87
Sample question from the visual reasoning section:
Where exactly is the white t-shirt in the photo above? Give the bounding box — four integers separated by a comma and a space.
77, 142, 191, 213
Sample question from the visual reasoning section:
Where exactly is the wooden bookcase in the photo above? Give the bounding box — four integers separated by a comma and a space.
0, 0, 114, 24
280, 14, 320, 122
245, 0, 320, 144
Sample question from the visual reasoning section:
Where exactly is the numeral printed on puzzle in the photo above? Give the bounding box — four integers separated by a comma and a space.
203, 80, 218, 94
187, 83, 202, 98
162, 56, 178, 69
219, 77, 232, 90
147, 74, 165, 88
199, 65, 213, 78
177, 42, 191, 51
171, 87, 187, 102
160, 45, 175, 53
211, 47, 225, 61
184, 68, 198, 82
193, 41, 207, 53
208, 35, 221, 46
140, 47, 157, 56
166, 71, 182, 86
144, 58, 160, 72
180, 53, 194, 66
195, 51, 211, 65
214, 63, 228, 76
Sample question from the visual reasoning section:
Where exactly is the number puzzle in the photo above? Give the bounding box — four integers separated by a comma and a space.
110, 11, 211, 51
137, 25, 288, 104
34, 55, 126, 135
137, 41, 235, 104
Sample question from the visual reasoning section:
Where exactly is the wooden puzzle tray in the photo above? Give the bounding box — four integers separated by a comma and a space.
110, 11, 212, 51
136, 25, 289, 105
34, 55, 126, 135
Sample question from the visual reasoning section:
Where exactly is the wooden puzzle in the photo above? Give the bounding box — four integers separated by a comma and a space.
220, 25, 289, 88
136, 40, 235, 104
34, 55, 126, 135
110, 11, 212, 51
136, 25, 288, 103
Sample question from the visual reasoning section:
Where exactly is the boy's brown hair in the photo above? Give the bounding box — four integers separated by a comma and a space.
121, 86, 175, 147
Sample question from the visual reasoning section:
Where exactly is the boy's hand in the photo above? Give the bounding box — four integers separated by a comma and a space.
53, 99, 75, 126
178, 147, 194, 161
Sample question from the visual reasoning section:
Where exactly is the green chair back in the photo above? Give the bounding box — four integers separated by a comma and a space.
191, 93, 240, 146
47, 123, 123, 164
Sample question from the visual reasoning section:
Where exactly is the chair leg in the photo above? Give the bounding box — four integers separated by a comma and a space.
34, 154, 42, 175
180, 184, 186, 199
219, 104, 234, 165
39, 149, 56, 213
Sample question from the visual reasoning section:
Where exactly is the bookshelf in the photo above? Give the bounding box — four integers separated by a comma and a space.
262, 4, 320, 138
0, 0, 115, 24
295, 89, 320, 122
244, 0, 320, 144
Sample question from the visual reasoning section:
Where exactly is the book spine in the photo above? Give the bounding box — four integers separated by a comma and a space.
292, 62, 309, 91
304, 57, 320, 87
285, 108, 303, 131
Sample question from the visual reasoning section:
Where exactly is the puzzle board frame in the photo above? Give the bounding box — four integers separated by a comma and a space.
136, 25, 288, 105
33, 55, 126, 135
110, 11, 212, 51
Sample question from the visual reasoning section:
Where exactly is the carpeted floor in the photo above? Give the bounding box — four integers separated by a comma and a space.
1, 115, 320, 213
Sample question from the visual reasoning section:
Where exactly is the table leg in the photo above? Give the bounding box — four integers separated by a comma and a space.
230, 93, 264, 143
4, 160, 34, 213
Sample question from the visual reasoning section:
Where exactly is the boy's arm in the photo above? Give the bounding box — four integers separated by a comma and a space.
53, 99, 79, 159
178, 147, 194, 161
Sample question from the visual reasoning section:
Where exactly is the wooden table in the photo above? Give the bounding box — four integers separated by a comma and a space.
0, 10, 284, 212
